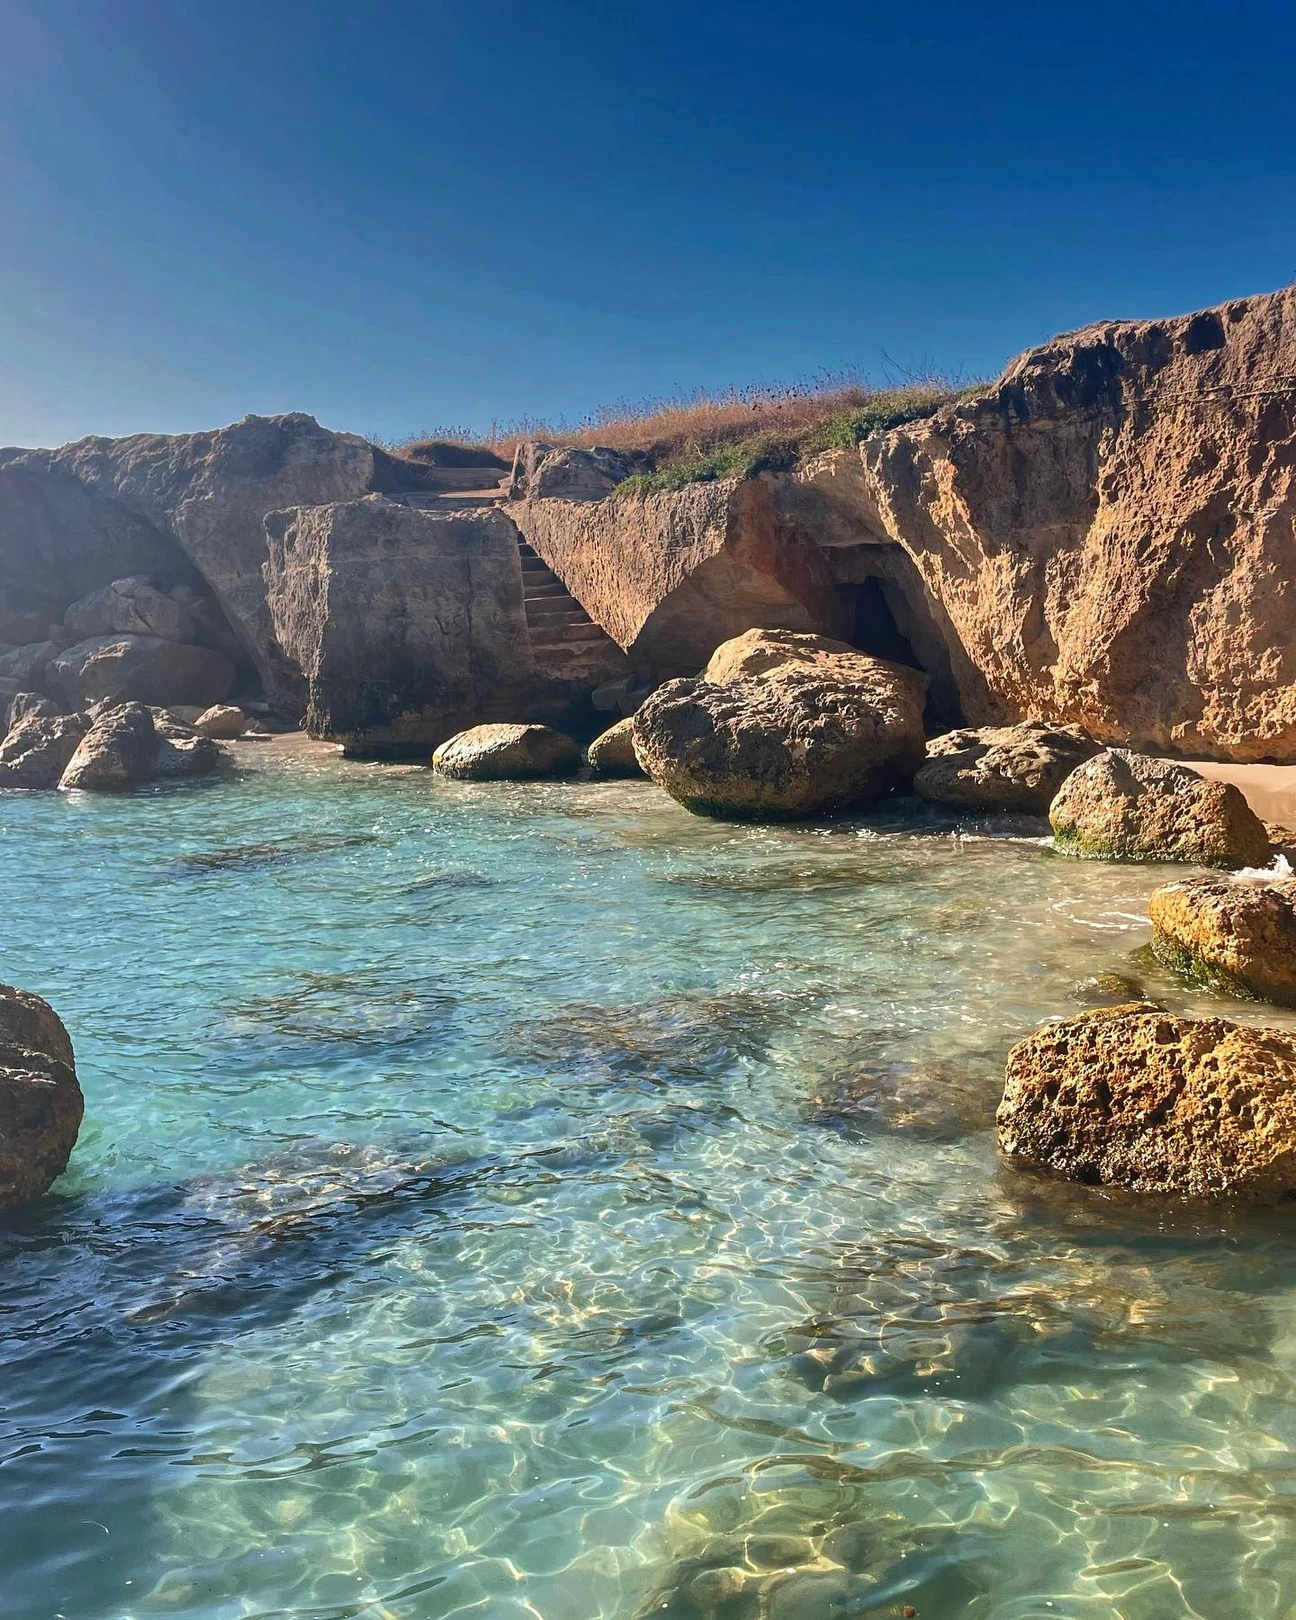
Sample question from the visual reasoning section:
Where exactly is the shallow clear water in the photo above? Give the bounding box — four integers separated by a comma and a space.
4, 743, 1296, 1620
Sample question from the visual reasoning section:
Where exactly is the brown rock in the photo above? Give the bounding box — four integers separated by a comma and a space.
0, 983, 83, 1208
1150, 875, 1296, 1005
915, 721, 1101, 814
64, 576, 197, 644
0, 713, 88, 789
1049, 750, 1270, 868
632, 630, 926, 820
151, 728, 223, 779
50, 634, 235, 711
264, 497, 627, 757
586, 717, 644, 777
58, 702, 157, 791
997, 1004, 1296, 1199
193, 703, 247, 739
5, 691, 60, 731
431, 723, 581, 780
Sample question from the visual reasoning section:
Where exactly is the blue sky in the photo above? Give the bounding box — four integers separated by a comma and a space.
0, 0, 1292, 448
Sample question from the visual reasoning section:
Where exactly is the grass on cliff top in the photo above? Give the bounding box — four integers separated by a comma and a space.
381, 369, 987, 493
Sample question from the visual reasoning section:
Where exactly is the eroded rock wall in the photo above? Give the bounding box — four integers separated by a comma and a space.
510, 476, 846, 679
264, 497, 622, 757
0, 414, 383, 707
845, 288, 1296, 760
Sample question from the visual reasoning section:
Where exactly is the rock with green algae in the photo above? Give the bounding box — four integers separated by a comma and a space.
998, 1003, 1296, 1199
1048, 749, 1270, 868
1150, 874, 1296, 1006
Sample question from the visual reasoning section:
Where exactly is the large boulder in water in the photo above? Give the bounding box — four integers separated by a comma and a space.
0, 713, 88, 789
998, 1005, 1296, 1199
1049, 750, 1270, 868
432, 723, 581, 780
1150, 875, 1296, 1006
0, 983, 83, 1208
631, 629, 926, 820
915, 721, 1101, 814
50, 634, 235, 711
586, 717, 644, 777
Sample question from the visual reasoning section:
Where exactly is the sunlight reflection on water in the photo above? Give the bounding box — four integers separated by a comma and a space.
3, 744, 1296, 1619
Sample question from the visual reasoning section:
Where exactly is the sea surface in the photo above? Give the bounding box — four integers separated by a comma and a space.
3, 740, 1296, 1620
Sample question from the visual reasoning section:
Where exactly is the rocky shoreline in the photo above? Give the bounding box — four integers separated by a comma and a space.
8, 284, 1296, 1213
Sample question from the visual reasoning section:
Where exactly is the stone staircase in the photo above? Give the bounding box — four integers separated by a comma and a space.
518, 540, 612, 653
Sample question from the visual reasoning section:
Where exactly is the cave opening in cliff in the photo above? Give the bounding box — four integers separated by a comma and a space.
836, 563, 963, 733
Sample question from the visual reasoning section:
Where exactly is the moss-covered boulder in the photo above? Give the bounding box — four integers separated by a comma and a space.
1150, 875, 1296, 1005
998, 1004, 1296, 1199
1049, 750, 1270, 867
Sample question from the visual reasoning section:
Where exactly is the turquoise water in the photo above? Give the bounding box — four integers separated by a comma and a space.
4, 742, 1296, 1620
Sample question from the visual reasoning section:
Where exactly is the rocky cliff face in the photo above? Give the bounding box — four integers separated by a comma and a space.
836, 287, 1296, 760
0, 415, 399, 708
264, 497, 627, 756
510, 475, 847, 680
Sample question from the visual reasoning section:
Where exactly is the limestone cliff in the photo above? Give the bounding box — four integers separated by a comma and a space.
264, 497, 627, 756
834, 287, 1296, 760
0, 414, 426, 708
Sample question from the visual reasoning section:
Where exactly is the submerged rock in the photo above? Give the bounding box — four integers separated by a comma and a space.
1049, 750, 1270, 868
997, 1004, 1296, 1198
586, 716, 644, 777
916, 720, 1101, 814
431, 722, 581, 780
0, 983, 83, 1208
0, 713, 88, 789
1150, 875, 1296, 1006
632, 629, 926, 820
193, 703, 247, 739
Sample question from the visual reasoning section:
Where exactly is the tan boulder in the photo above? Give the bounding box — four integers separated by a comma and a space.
1049, 750, 1270, 867
194, 703, 247, 739
59, 702, 158, 790
586, 717, 644, 777
0, 983, 83, 1208
997, 1004, 1296, 1199
632, 630, 926, 820
0, 713, 88, 789
431, 723, 581, 781
915, 721, 1101, 814
1150, 875, 1296, 1005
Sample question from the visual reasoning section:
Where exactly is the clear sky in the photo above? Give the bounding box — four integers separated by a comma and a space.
0, 0, 1292, 449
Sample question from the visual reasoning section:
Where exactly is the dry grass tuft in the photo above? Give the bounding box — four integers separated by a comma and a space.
378, 367, 986, 492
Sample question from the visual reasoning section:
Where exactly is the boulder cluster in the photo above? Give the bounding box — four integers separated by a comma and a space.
0, 574, 242, 720
0, 698, 240, 792
0, 573, 260, 794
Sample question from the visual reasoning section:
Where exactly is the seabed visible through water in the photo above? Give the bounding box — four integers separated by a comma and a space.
4, 739, 1296, 1620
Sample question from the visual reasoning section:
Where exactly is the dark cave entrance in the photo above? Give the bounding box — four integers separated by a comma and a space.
835, 561, 963, 733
